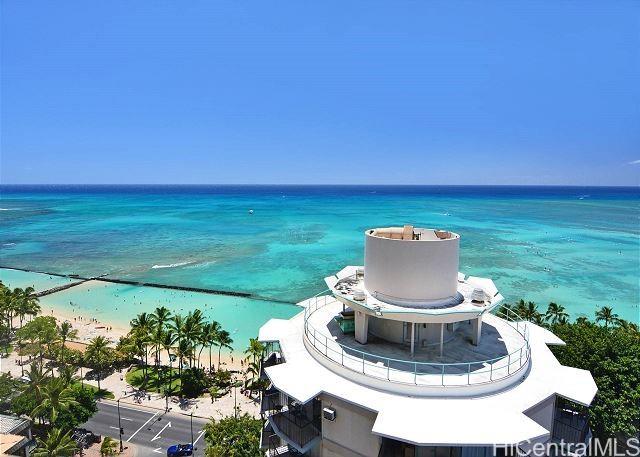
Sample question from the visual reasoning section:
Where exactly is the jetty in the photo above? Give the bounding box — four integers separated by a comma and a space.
0, 266, 298, 305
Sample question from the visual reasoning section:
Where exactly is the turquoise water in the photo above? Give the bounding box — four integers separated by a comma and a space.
0, 268, 76, 291
31, 280, 300, 351
1, 185, 638, 327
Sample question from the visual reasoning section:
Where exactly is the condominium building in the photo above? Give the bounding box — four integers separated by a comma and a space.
258, 226, 597, 457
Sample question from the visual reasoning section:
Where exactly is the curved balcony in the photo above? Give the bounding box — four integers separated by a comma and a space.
303, 292, 530, 393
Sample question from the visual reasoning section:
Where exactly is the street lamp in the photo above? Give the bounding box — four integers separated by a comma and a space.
190, 405, 198, 450
117, 398, 124, 452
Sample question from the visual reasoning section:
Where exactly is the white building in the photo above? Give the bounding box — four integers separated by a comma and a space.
258, 226, 597, 457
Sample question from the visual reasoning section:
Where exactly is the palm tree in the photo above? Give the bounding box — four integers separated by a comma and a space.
545, 302, 569, 325
130, 312, 152, 379
244, 338, 265, 366
15, 287, 40, 329
595, 306, 619, 327
198, 322, 219, 369
33, 427, 77, 457
203, 321, 220, 372
150, 306, 172, 368
169, 314, 185, 376
182, 311, 203, 368
85, 336, 111, 390
175, 339, 191, 379
100, 437, 118, 457
0, 285, 13, 351
57, 321, 78, 365
618, 320, 639, 333
160, 330, 177, 393
23, 361, 49, 405
32, 377, 79, 424
519, 301, 541, 322
217, 330, 233, 369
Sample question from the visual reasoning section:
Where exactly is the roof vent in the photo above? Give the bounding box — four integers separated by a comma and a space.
471, 288, 485, 304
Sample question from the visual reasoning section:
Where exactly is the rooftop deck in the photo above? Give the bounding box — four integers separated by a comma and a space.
326, 266, 504, 315
303, 295, 529, 387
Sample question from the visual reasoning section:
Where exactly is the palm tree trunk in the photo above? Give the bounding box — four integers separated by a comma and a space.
218, 346, 222, 370
198, 346, 205, 369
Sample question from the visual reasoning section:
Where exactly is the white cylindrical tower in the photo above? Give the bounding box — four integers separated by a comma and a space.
363, 226, 460, 305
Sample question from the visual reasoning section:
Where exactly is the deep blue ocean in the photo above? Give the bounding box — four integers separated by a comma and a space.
1, 185, 638, 337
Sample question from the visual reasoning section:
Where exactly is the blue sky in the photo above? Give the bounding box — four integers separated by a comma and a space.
1, 1, 639, 185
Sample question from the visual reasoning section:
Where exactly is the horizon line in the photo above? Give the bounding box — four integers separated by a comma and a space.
0, 183, 638, 189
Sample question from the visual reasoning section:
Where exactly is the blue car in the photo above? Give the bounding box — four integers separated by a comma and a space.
167, 444, 193, 457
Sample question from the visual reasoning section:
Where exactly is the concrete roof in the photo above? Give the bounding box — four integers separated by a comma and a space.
259, 299, 597, 446
0, 433, 28, 455
0, 415, 29, 435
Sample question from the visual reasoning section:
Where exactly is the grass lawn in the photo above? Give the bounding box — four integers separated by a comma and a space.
125, 366, 181, 393
71, 381, 115, 399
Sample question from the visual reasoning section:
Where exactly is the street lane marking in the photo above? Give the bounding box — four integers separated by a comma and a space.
109, 426, 119, 430
126, 411, 159, 442
121, 417, 133, 421
194, 430, 205, 445
153, 448, 163, 454
150, 421, 172, 442
102, 402, 158, 414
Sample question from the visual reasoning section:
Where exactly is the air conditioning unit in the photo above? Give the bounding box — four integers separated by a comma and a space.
323, 407, 336, 421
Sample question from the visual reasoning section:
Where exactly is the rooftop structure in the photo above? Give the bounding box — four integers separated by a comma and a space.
258, 226, 597, 457
0, 414, 33, 457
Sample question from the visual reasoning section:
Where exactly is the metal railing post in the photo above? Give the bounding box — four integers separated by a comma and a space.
441, 365, 445, 386
414, 364, 417, 384
468, 363, 471, 384
507, 354, 511, 374
387, 360, 390, 380
490, 363, 493, 381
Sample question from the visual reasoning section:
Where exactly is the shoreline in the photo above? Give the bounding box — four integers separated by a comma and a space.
45, 305, 247, 372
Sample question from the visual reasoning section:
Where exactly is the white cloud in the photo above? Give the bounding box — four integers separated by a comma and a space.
628, 159, 640, 165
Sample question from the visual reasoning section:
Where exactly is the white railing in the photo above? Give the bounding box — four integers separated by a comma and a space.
303, 291, 530, 387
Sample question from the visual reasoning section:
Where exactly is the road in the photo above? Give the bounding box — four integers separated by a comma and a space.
83, 401, 209, 456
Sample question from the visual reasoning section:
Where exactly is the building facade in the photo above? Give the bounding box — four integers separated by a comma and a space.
259, 226, 597, 457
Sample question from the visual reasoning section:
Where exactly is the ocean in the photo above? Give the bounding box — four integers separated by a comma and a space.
1, 185, 638, 349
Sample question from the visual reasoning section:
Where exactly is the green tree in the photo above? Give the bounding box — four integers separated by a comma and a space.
544, 302, 569, 324
16, 316, 59, 360
33, 427, 77, 457
183, 310, 204, 368
203, 321, 221, 372
57, 321, 78, 365
130, 312, 152, 379
100, 437, 118, 457
595, 306, 619, 328
54, 384, 98, 431
517, 300, 541, 322
32, 377, 80, 424
244, 338, 264, 366
84, 335, 112, 390
550, 317, 639, 439
169, 314, 186, 378
150, 306, 172, 370
217, 330, 233, 369
23, 361, 49, 404
204, 414, 262, 457
14, 287, 41, 329
0, 372, 19, 403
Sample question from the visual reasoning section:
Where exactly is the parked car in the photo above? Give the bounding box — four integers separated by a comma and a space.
167, 444, 193, 457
